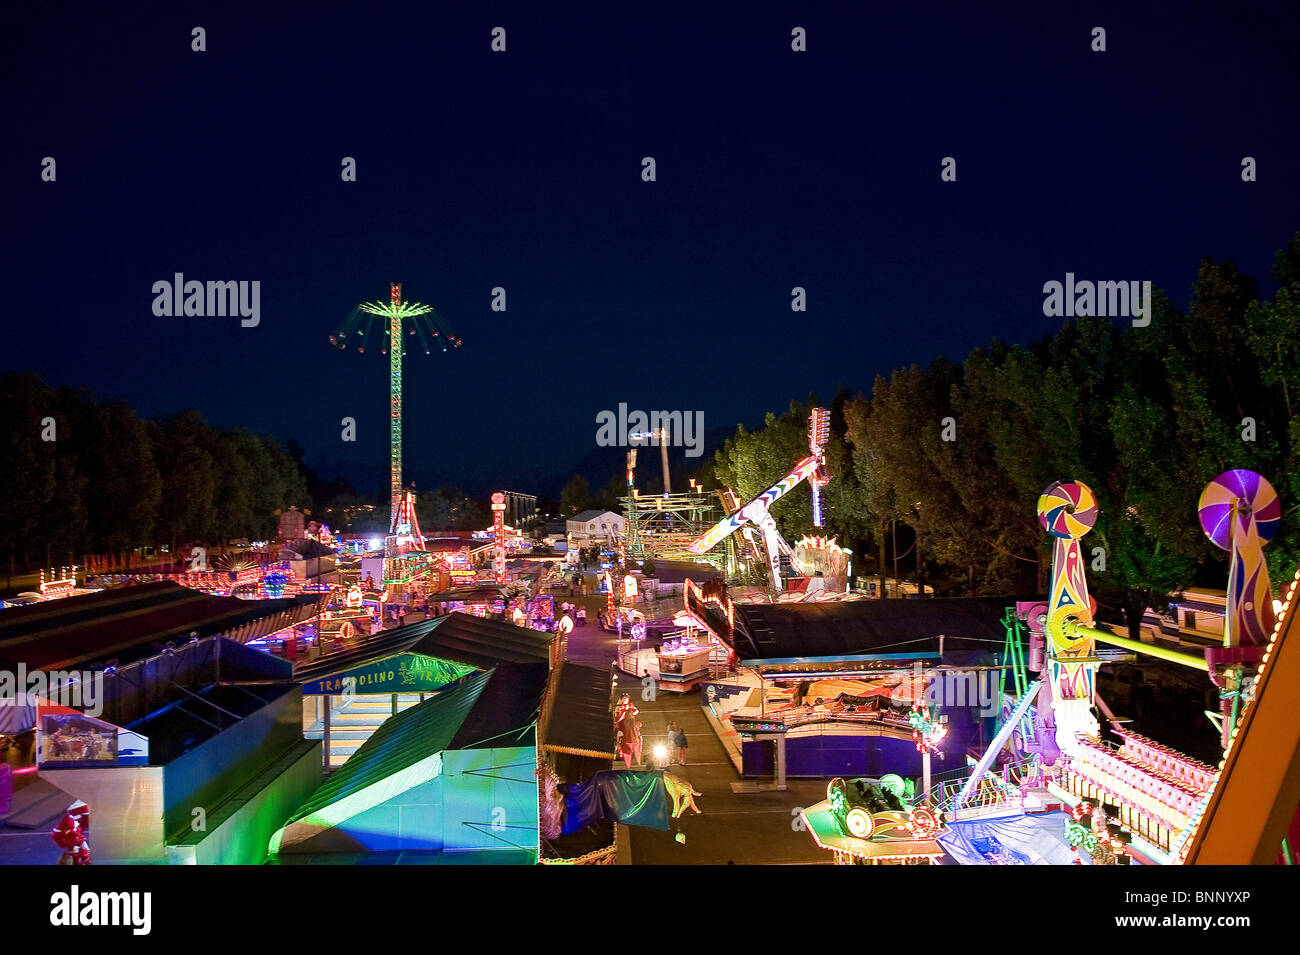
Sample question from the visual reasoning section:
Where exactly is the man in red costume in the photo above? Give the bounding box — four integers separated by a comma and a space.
614, 694, 643, 769
51, 800, 91, 865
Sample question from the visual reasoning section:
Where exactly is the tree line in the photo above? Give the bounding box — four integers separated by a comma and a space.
0, 375, 310, 576
712, 236, 1300, 636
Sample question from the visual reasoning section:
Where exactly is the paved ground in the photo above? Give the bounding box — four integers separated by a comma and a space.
562, 577, 830, 865
623, 691, 830, 864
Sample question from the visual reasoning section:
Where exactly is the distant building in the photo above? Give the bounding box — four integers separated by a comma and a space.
500, 491, 539, 527
277, 506, 307, 542
565, 509, 624, 544
279, 538, 338, 584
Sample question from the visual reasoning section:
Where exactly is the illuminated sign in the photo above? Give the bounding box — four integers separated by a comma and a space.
302, 653, 474, 695
492, 491, 507, 584
39, 566, 78, 598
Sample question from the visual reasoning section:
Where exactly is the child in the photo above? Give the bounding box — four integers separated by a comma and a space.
673, 724, 688, 765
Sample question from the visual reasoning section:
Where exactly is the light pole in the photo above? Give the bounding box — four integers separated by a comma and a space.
914, 501, 924, 597
630, 429, 672, 494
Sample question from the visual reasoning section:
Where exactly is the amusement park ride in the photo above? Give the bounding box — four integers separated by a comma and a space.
797, 468, 1299, 865
619, 449, 719, 564
1008, 470, 1294, 864
617, 407, 850, 595
331, 282, 462, 585
687, 407, 832, 591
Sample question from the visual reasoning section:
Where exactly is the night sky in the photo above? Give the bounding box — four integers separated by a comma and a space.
4, 2, 1298, 497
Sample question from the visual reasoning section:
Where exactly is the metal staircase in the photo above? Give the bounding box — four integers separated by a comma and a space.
303, 693, 427, 769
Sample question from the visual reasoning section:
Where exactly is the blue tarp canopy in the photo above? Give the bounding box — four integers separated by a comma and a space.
562, 770, 669, 833
937, 810, 1081, 865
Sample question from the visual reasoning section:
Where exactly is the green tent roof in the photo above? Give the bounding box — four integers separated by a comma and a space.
284, 669, 493, 827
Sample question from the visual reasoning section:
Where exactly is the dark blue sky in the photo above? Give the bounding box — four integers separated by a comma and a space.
4, 2, 1298, 497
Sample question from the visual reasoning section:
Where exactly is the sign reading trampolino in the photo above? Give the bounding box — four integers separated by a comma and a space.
301, 653, 474, 696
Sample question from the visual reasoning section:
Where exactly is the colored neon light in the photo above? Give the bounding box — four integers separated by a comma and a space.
1176, 561, 1299, 863
689, 407, 832, 560
39, 566, 79, 597
1036, 480, 1101, 752
331, 283, 462, 535
1198, 469, 1279, 648
491, 491, 507, 585
1073, 624, 1208, 671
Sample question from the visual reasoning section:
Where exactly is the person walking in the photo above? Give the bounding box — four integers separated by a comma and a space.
673, 724, 689, 766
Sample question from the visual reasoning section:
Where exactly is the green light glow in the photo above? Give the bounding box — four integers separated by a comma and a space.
1064, 819, 1098, 852
1073, 624, 1209, 671
330, 286, 463, 535
268, 753, 444, 854
358, 300, 435, 319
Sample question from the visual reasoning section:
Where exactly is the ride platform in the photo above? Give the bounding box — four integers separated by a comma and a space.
799, 800, 945, 864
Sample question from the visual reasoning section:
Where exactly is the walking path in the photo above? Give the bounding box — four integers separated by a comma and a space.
563, 579, 829, 865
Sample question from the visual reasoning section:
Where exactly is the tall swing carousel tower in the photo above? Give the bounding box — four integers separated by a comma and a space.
330, 282, 462, 560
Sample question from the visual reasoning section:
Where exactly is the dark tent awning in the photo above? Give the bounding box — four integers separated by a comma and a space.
733, 596, 1016, 665
408, 612, 555, 668
0, 581, 321, 670
281, 539, 335, 559
292, 611, 554, 685
543, 663, 614, 759
645, 560, 722, 585
450, 661, 549, 750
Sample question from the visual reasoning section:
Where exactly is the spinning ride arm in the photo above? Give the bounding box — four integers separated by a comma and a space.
689, 454, 818, 554
687, 408, 832, 591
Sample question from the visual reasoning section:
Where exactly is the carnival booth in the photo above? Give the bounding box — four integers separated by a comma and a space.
274, 614, 555, 861
680, 583, 1005, 786
272, 663, 548, 862
1, 631, 323, 865
538, 662, 619, 864
654, 631, 714, 692
296, 612, 554, 769
528, 594, 557, 632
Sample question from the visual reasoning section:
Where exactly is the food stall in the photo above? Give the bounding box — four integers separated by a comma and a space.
655, 633, 714, 692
